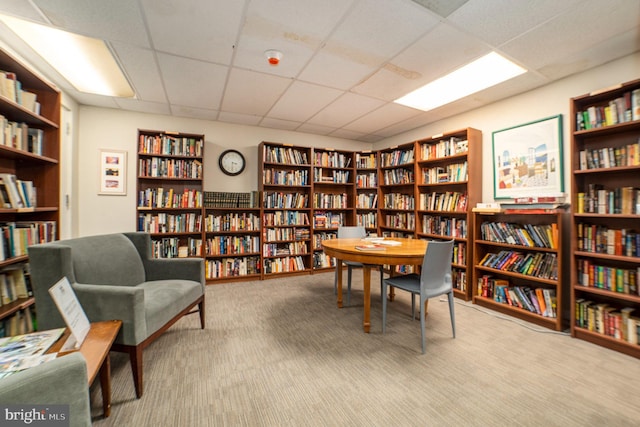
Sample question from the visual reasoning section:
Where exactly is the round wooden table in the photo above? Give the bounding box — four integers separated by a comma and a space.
322, 238, 427, 333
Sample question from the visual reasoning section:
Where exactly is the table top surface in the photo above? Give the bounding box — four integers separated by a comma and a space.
322, 237, 427, 264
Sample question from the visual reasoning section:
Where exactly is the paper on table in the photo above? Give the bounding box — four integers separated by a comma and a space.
48, 277, 90, 351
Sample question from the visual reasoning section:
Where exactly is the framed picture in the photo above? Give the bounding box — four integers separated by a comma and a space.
99, 149, 127, 195
492, 115, 564, 199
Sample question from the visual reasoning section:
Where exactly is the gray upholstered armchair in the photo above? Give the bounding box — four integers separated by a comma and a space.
27, 232, 205, 398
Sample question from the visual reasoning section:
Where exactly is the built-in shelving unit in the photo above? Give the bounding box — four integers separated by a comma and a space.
570, 79, 640, 358
136, 130, 204, 259
415, 128, 481, 300
0, 48, 60, 335
354, 151, 379, 234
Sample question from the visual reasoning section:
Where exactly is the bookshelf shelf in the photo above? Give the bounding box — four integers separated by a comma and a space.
472, 210, 568, 331
570, 78, 640, 358
0, 48, 60, 336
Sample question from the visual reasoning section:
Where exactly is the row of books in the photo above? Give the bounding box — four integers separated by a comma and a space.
138, 134, 203, 157
263, 191, 308, 209
0, 70, 40, 114
205, 256, 261, 279
313, 192, 348, 209
138, 158, 203, 179
0, 117, 44, 155
421, 161, 468, 184
263, 146, 309, 165
151, 237, 202, 259
452, 268, 467, 292
263, 241, 308, 257
313, 151, 351, 168
383, 193, 415, 210
313, 168, 350, 184
380, 148, 414, 167
384, 213, 415, 230
0, 174, 35, 210
1, 221, 57, 261
355, 152, 377, 169
356, 192, 377, 209
204, 212, 260, 232
203, 191, 259, 208
576, 224, 640, 257
138, 188, 203, 209
138, 212, 203, 234
578, 140, 640, 170
262, 168, 309, 186
356, 212, 377, 229
356, 172, 377, 188
479, 250, 558, 280
478, 275, 557, 317
382, 168, 414, 185
313, 212, 344, 229
419, 191, 468, 212
312, 232, 336, 249
313, 252, 335, 269
421, 215, 467, 238
576, 259, 638, 295
263, 211, 309, 226
575, 88, 640, 130
420, 137, 468, 160
0, 307, 35, 340
0, 266, 31, 306
480, 221, 558, 249
264, 227, 310, 242
452, 243, 467, 266
263, 255, 307, 274
575, 299, 639, 345
576, 185, 640, 214
204, 235, 260, 256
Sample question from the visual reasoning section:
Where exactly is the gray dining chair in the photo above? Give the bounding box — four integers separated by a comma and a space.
381, 239, 455, 354
333, 225, 384, 305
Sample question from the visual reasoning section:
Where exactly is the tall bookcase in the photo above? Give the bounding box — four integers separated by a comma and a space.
0, 48, 60, 335
259, 142, 312, 277
136, 130, 204, 259
472, 210, 568, 331
570, 79, 640, 358
415, 128, 481, 300
311, 148, 354, 272
354, 151, 379, 234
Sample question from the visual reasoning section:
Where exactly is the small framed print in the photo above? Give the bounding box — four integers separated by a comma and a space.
99, 149, 127, 195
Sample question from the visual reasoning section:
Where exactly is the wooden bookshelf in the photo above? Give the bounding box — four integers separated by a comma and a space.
354, 151, 379, 234
415, 128, 481, 300
136, 130, 204, 259
259, 142, 312, 278
570, 79, 640, 358
472, 210, 568, 331
0, 48, 60, 335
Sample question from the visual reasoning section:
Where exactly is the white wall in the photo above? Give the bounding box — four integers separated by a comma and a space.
76, 109, 370, 236
376, 53, 640, 204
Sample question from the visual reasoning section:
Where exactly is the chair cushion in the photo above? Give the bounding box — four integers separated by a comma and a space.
139, 279, 203, 335
60, 234, 146, 286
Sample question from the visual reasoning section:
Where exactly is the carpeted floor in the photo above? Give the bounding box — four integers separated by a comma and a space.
91, 271, 640, 426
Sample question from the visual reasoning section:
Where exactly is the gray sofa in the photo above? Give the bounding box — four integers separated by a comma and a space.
0, 352, 91, 427
27, 232, 205, 398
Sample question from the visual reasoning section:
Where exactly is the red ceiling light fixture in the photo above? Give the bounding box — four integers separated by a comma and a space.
264, 49, 283, 66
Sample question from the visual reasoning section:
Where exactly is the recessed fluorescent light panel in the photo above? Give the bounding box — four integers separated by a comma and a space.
394, 52, 526, 111
0, 14, 134, 98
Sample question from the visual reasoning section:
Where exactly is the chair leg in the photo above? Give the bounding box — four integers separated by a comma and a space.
333, 266, 338, 295
382, 281, 388, 333
347, 266, 353, 306
448, 291, 456, 338
128, 345, 144, 398
199, 299, 206, 329
420, 296, 427, 354
411, 293, 416, 320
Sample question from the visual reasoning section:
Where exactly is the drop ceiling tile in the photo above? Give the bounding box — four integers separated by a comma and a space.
218, 111, 262, 126
267, 81, 342, 122
171, 105, 218, 121
295, 122, 335, 135
308, 92, 385, 128
33, 0, 150, 47
158, 53, 228, 110
328, 128, 369, 140
353, 23, 488, 101
114, 98, 171, 115
344, 103, 422, 134
111, 42, 165, 103
141, 0, 244, 64
409, 0, 470, 18
0, 1, 45, 22
221, 68, 292, 116
260, 117, 301, 131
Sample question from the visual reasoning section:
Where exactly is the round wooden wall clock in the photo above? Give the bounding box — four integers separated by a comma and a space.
218, 149, 246, 176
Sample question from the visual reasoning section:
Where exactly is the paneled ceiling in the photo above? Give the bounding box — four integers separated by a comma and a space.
0, 0, 638, 142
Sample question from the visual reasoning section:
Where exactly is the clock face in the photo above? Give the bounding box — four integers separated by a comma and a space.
219, 149, 245, 176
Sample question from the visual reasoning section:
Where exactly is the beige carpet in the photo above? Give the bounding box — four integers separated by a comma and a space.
91, 271, 640, 426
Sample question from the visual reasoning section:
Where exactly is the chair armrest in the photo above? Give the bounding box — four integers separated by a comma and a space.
72, 283, 146, 345
143, 258, 205, 288
0, 352, 91, 426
